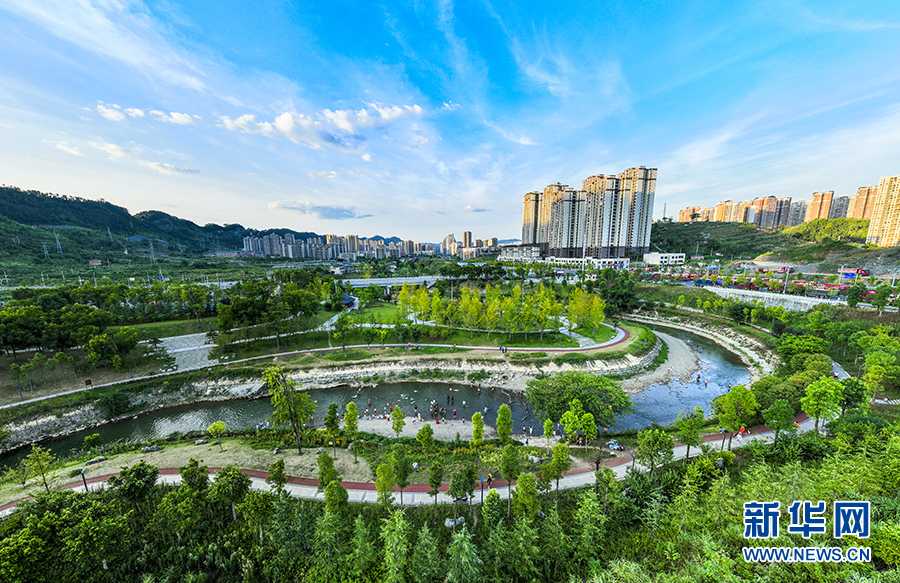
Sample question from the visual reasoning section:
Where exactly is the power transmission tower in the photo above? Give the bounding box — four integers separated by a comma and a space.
55, 233, 63, 254
41, 243, 50, 259
107, 227, 113, 242
149, 240, 156, 263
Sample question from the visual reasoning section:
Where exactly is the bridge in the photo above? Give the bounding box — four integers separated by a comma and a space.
340, 276, 451, 289
702, 286, 845, 312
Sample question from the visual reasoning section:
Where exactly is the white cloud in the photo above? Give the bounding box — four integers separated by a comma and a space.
125, 108, 144, 118
89, 141, 131, 160
274, 112, 333, 149
482, 120, 536, 146
307, 170, 340, 180
3, 0, 206, 91
322, 103, 424, 133
442, 101, 461, 110
463, 204, 490, 212
150, 110, 195, 125
54, 141, 83, 156
268, 200, 373, 220
96, 103, 125, 122
138, 160, 200, 175
361, 153, 372, 162
218, 114, 277, 137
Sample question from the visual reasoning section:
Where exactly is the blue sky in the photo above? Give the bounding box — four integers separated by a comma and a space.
2, 0, 900, 241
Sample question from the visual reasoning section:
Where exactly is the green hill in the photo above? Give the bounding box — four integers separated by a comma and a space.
0, 186, 319, 254
650, 221, 800, 260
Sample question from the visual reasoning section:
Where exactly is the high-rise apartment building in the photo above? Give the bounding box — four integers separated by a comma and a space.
678, 206, 701, 222
462, 231, 473, 249
866, 175, 900, 246
805, 191, 834, 222
848, 186, 879, 220
774, 197, 793, 226
828, 196, 850, 219
442, 233, 456, 255
788, 200, 808, 226
521, 166, 656, 259
521, 191, 541, 244
346, 234, 359, 253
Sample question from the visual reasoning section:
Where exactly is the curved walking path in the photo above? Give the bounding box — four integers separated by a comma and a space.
0, 412, 817, 517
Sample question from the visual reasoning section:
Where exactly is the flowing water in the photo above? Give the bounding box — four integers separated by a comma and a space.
0, 325, 749, 466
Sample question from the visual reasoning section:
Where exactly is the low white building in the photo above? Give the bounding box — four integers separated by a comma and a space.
643, 252, 685, 266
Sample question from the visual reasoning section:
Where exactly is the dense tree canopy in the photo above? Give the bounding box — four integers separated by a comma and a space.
525, 371, 632, 427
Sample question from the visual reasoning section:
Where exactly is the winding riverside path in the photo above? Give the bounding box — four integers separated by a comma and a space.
0, 412, 817, 517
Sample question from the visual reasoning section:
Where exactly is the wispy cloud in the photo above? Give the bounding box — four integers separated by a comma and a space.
150, 110, 196, 125
54, 141, 84, 156
463, 205, 489, 212
322, 103, 424, 133
306, 170, 340, 180
482, 120, 536, 146
89, 141, 131, 160
138, 160, 200, 175
3, 0, 206, 91
125, 108, 145, 118
268, 200, 373, 220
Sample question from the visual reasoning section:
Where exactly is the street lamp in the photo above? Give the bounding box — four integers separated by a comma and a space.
329, 440, 336, 459
720, 428, 728, 451
81, 467, 89, 493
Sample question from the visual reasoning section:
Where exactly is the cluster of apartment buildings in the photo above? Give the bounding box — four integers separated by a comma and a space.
241, 233, 437, 261
509, 166, 656, 263
676, 186, 879, 228
675, 173, 900, 247
440, 232, 500, 260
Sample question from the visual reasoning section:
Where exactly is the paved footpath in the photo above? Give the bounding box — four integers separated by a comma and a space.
0, 412, 816, 517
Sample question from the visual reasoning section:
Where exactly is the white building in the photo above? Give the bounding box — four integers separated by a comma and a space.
643, 252, 685, 266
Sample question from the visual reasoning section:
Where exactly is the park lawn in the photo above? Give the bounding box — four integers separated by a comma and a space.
354, 302, 400, 323
573, 324, 616, 343
110, 316, 217, 340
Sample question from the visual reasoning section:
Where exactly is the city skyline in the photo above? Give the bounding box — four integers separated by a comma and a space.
2, 1, 900, 240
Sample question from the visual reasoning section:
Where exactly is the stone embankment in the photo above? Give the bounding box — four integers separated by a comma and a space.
625, 311, 779, 384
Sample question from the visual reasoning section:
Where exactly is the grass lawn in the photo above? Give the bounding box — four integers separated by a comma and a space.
573, 324, 616, 343
354, 301, 400, 323
110, 316, 217, 339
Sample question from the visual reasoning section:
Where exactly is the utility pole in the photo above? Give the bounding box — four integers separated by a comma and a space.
41, 243, 50, 260
55, 233, 63, 254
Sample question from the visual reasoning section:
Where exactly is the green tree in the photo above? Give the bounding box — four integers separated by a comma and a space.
778, 334, 829, 363
635, 428, 675, 477
471, 412, 484, 449
712, 384, 760, 450
763, 399, 796, 442
376, 462, 395, 509
839, 376, 869, 417
499, 444, 521, 517
179, 458, 209, 491
416, 423, 434, 461
107, 460, 158, 513
391, 406, 406, 438
324, 479, 349, 515
266, 458, 289, 495
482, 489, 503, 528
526, 371, 632, 427
447, 527, 481, 583
317, 452, 339, 492
325, 402, 339, 435
846, 282, 867, 308
560, 398, 586, 437
674, 406, 704, 460
207, 420, 226, 451
343, 401, 359, 436
390, 444, 413, 507
428, 461, 444, 513
23, 444, 55, 493
413, 523, 442, 583
801, 376, 844, 431
212, 464, 252, 521
264, 365, 317, 455
546, 443, 572, 494
496, 403, 512, 444
512, 473, 540, 521
349, 514, 378, 579
237, 490, 275, 544
573, 489, 606, 567
381, 508, 411, 583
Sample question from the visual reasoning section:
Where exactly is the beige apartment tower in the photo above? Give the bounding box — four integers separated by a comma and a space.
849, 186, 879, 220
805, 191, 834, 222
521, 191, 541, 244
866, 175, 900, 246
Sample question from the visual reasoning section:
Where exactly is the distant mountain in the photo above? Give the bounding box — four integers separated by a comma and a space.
0, 186, 321, 253
498, 238, 521, 244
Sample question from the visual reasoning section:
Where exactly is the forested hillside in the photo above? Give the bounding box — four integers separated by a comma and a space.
0, 186, 317, 253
